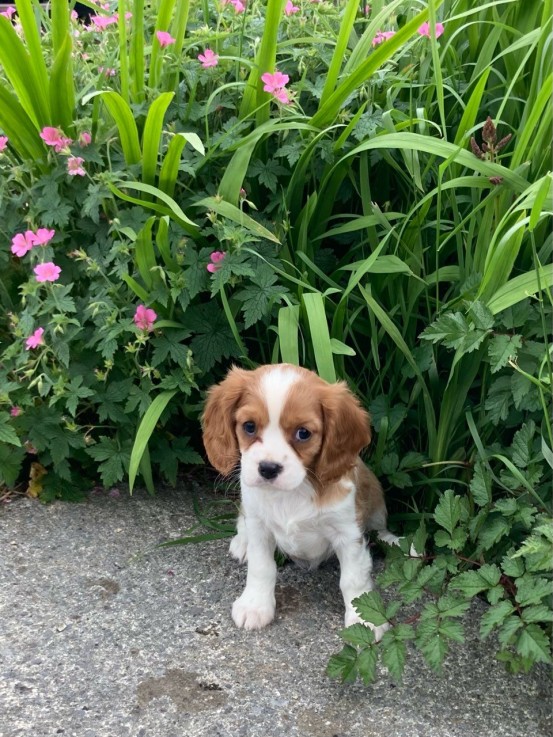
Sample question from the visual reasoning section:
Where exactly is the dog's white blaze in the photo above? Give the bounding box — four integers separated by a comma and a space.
260, 366, 300, 425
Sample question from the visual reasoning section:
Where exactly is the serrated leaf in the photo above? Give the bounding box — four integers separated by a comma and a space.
515, 623, 552, 664
436, 595, 471, 618
451, 570, 490, 598
470, 300, 495, 330
498, 615, 524, 646
187, 302, 242, 372
480, 600, 516, 638
485, 376, 512, 425
326, 645, 358, 682
488, 334, 523, 373
477, 515, 511, 550
515, 575, 553, 606
438, 619, 465, 643
356, 646, 378, 685
381, 634, 407, 682
510, 421, 535, 468
435, 527, 468, 551
0, 418, 21, 447
417, 631, 449, 673
352, 591, 388, 626
434, 489, 463, 535
522, 604, 553, 624
339, 623, 375, 647
470, 461, 492, 507
501, 549, 525, 577
420, 312, 469, 349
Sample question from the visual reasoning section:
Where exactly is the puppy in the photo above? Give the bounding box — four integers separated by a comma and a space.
202, 364, 400, 637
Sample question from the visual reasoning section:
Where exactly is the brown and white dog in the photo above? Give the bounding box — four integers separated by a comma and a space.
202, 364, 400, 638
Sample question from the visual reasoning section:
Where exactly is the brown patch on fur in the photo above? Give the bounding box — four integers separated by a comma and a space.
353, 458, 387, 529
202, 366, 253, 474
312, 380, 372, 487
280, 374, 325, 473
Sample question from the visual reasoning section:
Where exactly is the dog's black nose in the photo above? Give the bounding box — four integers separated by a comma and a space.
258, 461, 283, 480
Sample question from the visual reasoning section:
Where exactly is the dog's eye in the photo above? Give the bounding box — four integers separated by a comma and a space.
295, 427, 311, 442
243, 421, 257, 436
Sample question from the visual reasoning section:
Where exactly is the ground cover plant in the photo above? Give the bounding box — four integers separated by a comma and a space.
0, 0, 551, 680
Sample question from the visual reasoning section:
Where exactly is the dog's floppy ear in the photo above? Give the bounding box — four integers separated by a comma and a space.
314, 381, 372, 484
202, 366, 249, 476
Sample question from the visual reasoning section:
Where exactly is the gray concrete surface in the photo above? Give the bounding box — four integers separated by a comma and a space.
1, 485, 551, 737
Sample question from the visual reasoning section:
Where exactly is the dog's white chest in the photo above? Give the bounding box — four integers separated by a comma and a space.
241, 482, 354, 564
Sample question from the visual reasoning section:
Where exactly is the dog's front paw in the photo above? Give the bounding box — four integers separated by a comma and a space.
344, 610, 391, 642
229, 534, 247, 564
232, 594, 275, 630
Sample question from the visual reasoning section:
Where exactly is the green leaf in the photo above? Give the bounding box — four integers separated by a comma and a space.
381, 632, 407, 682
434, 489, 463, 535
235, 273, 287, 329
522, 605, 553, 624
477, 515, 511, 550
516, 624, 552, 664
356, 646, 378, 685
488, 334, 523, 373
0, 415, 22, 447
515, 575, 553, 606
501, 549, 525, 578
485, 377, 512, 425
470, 462, 492, 507
469, 300, 495, 330
451, 570, 489, 598
128, 390, 177, 493
438, 619, 465, 644
326, 645, 358, 683
417, 631, 449, 673
352, 591, 389, 626
480, 601, 516, 639
420, 312, 469, 349
86, 436, 131, 488
339, 623, 375, 648
188, 302, 243, 371
510, 421, 535, 468
0, 444, 25, 486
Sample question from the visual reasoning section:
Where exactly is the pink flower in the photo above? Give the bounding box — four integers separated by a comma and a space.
156, 31, 176, 48
0, 7, 15, 19
70, 9, 78, 21
33, 228, 55, 246
98, 67, 117, 77
0, 136, 8, 152
224, 0, 245, 12
417, 21, 444, 38
11, 231, 36, 257
133, 304, 157, 332
25, 327, 45, 350
40, 126, 73, 152
372, 30, 395, 46
284, 0, 299, 15
67, 156, 86, 176
34, 262, 62, 283
79, 131, 92, 147
90, 14, 118, 29
207, 251, 226, 273
10, 406, 22, 417
261, 71, 291, 104
198, 49, 219, 68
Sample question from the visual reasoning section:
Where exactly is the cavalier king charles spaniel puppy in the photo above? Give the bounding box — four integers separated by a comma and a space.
202, 364, 400, 638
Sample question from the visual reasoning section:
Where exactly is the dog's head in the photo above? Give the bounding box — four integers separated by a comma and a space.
202, 364, 371, 490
